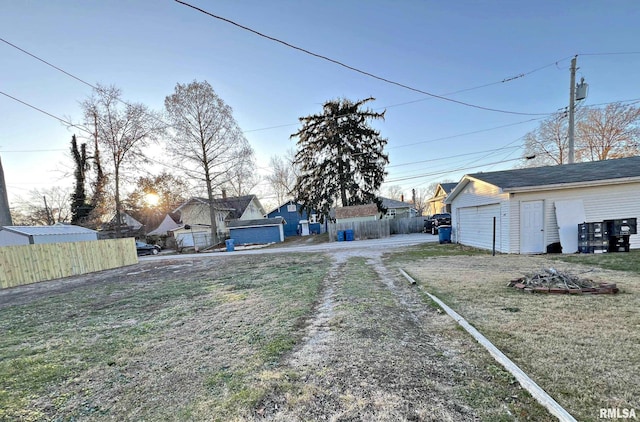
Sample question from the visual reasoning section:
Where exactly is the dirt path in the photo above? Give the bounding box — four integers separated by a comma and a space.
255, 249, 520, 421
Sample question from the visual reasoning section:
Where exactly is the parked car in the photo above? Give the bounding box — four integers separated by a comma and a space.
136, 241, 161, 256
426, 213, 451, 235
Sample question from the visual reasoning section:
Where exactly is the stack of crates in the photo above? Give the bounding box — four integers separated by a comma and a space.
578, 218, 637, 253
578, 222, 608, 253
604, 218, 637, 253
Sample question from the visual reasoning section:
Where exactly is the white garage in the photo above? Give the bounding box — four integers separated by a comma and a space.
445, 156, 640, 254
457, 204, 502, 251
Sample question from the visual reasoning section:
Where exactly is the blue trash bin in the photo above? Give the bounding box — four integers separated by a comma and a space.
337, 230, 345, 241
345, 229, 354, 241
438, 225, 452, 244
225, 239, 235, 252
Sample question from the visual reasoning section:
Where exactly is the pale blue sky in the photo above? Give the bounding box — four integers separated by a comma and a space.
1, 0, 639, 206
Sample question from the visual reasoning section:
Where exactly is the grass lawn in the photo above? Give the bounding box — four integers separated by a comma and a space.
390, 244, 640, 422
0, 245, 555, 421
0, 254, 329, 421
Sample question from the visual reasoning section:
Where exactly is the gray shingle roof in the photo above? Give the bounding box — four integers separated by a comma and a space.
381, 197, 415, 209
440, 183, 458, 194
468, 156, 640, 190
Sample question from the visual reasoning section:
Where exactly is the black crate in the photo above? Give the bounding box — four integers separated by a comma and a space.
604, 218, 637, 236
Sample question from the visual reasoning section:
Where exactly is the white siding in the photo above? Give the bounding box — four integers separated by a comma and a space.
458, 204, 503, 251
450, 180, 510, 252
0, 230, 29, 246
452, 179, 640, 253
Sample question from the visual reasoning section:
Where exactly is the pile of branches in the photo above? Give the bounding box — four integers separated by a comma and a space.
509, 268, 618, 294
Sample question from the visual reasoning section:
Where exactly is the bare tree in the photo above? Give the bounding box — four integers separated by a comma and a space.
383, 185, 404, 200
265, 149, 298, 206
12, 187, 71, 225
411, 187, 431, 216
521, 111, 573, 167
82, 85, 164, 235
164, 80, 254, 244
577, 102, 640, 161
224, 145, 258, 197
123, 172, 189, 231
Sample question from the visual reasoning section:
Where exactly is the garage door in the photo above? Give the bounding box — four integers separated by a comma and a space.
457, 204, 501, 251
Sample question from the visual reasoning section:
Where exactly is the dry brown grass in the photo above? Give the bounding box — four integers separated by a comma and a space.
397, 254, 640, 422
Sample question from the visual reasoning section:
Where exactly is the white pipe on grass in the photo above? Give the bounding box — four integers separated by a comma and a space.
398, 268, 577, 422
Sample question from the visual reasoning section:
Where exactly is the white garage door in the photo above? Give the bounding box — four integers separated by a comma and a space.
458, 204, 501, 251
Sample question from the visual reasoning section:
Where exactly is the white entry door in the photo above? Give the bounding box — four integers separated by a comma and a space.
520, 200, 544, 253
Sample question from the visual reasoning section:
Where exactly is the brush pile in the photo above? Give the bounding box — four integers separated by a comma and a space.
508, 268, 618, 294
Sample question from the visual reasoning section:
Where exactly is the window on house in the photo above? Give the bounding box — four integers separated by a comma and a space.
388, 209, 396, 218
287, 204, 297, 212
309, 214, 318, 223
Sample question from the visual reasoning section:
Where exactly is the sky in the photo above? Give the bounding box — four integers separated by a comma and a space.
1, 0, 640, 210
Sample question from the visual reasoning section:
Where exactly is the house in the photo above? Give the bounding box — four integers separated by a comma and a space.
146, 214, 181, 237
426, 183, 457, 215
174, 194, 266, 238
228, 217, 286, 245
0, 224, 98, 246
380, 197, 418, 219
266, 200, 324, 237
445, 156, 640, 254
334, 203, 382, 223
99, 212, 144, 239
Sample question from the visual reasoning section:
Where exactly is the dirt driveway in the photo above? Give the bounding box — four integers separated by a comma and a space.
0, 236, 552, 420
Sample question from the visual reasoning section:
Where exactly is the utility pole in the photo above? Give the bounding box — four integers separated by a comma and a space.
568, 55, 577, 164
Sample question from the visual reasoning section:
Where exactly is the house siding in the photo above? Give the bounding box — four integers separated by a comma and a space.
452, 179, 640, 253
241, 199, 266, 220
450, 180, 510, 251
267, 203, 323, 237
509, 181, 640, 251
229, 225, 283, 245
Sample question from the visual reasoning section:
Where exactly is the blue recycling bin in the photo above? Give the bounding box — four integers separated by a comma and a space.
337, 230, 345, 242
225, 238, 235, 252
438, 225, 452, 244
345, 229, 354, 241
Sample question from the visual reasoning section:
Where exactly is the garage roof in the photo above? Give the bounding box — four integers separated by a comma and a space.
1, 225, 97, 236
447, 156, 640, 203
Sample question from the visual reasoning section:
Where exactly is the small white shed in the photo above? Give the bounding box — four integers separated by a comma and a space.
0, 225, 98, 247
445, 156, 640, 254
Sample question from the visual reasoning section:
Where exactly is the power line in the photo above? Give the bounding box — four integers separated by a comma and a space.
387, 145, 522, 169
384, 156, 526, 184
389, 118, 543, 149
578, 51, 640, 56
0, 90, 92, 135
174, 0, 554, 117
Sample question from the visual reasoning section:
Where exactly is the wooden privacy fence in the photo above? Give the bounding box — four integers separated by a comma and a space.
0, 238, 138, 289
328, 219, 390, 241
389, 216, 428, 234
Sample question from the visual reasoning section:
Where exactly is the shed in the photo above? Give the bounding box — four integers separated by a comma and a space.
0, 225, 98, 247
445, 156, 640, 254
227, 217, 286, 245
266, 200, 324, 237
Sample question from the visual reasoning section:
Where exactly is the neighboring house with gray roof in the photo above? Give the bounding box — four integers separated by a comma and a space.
173, 194, 265, 238
427, 183, 457, 215
445, 156, 640, 254
380, 197, 417, 219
